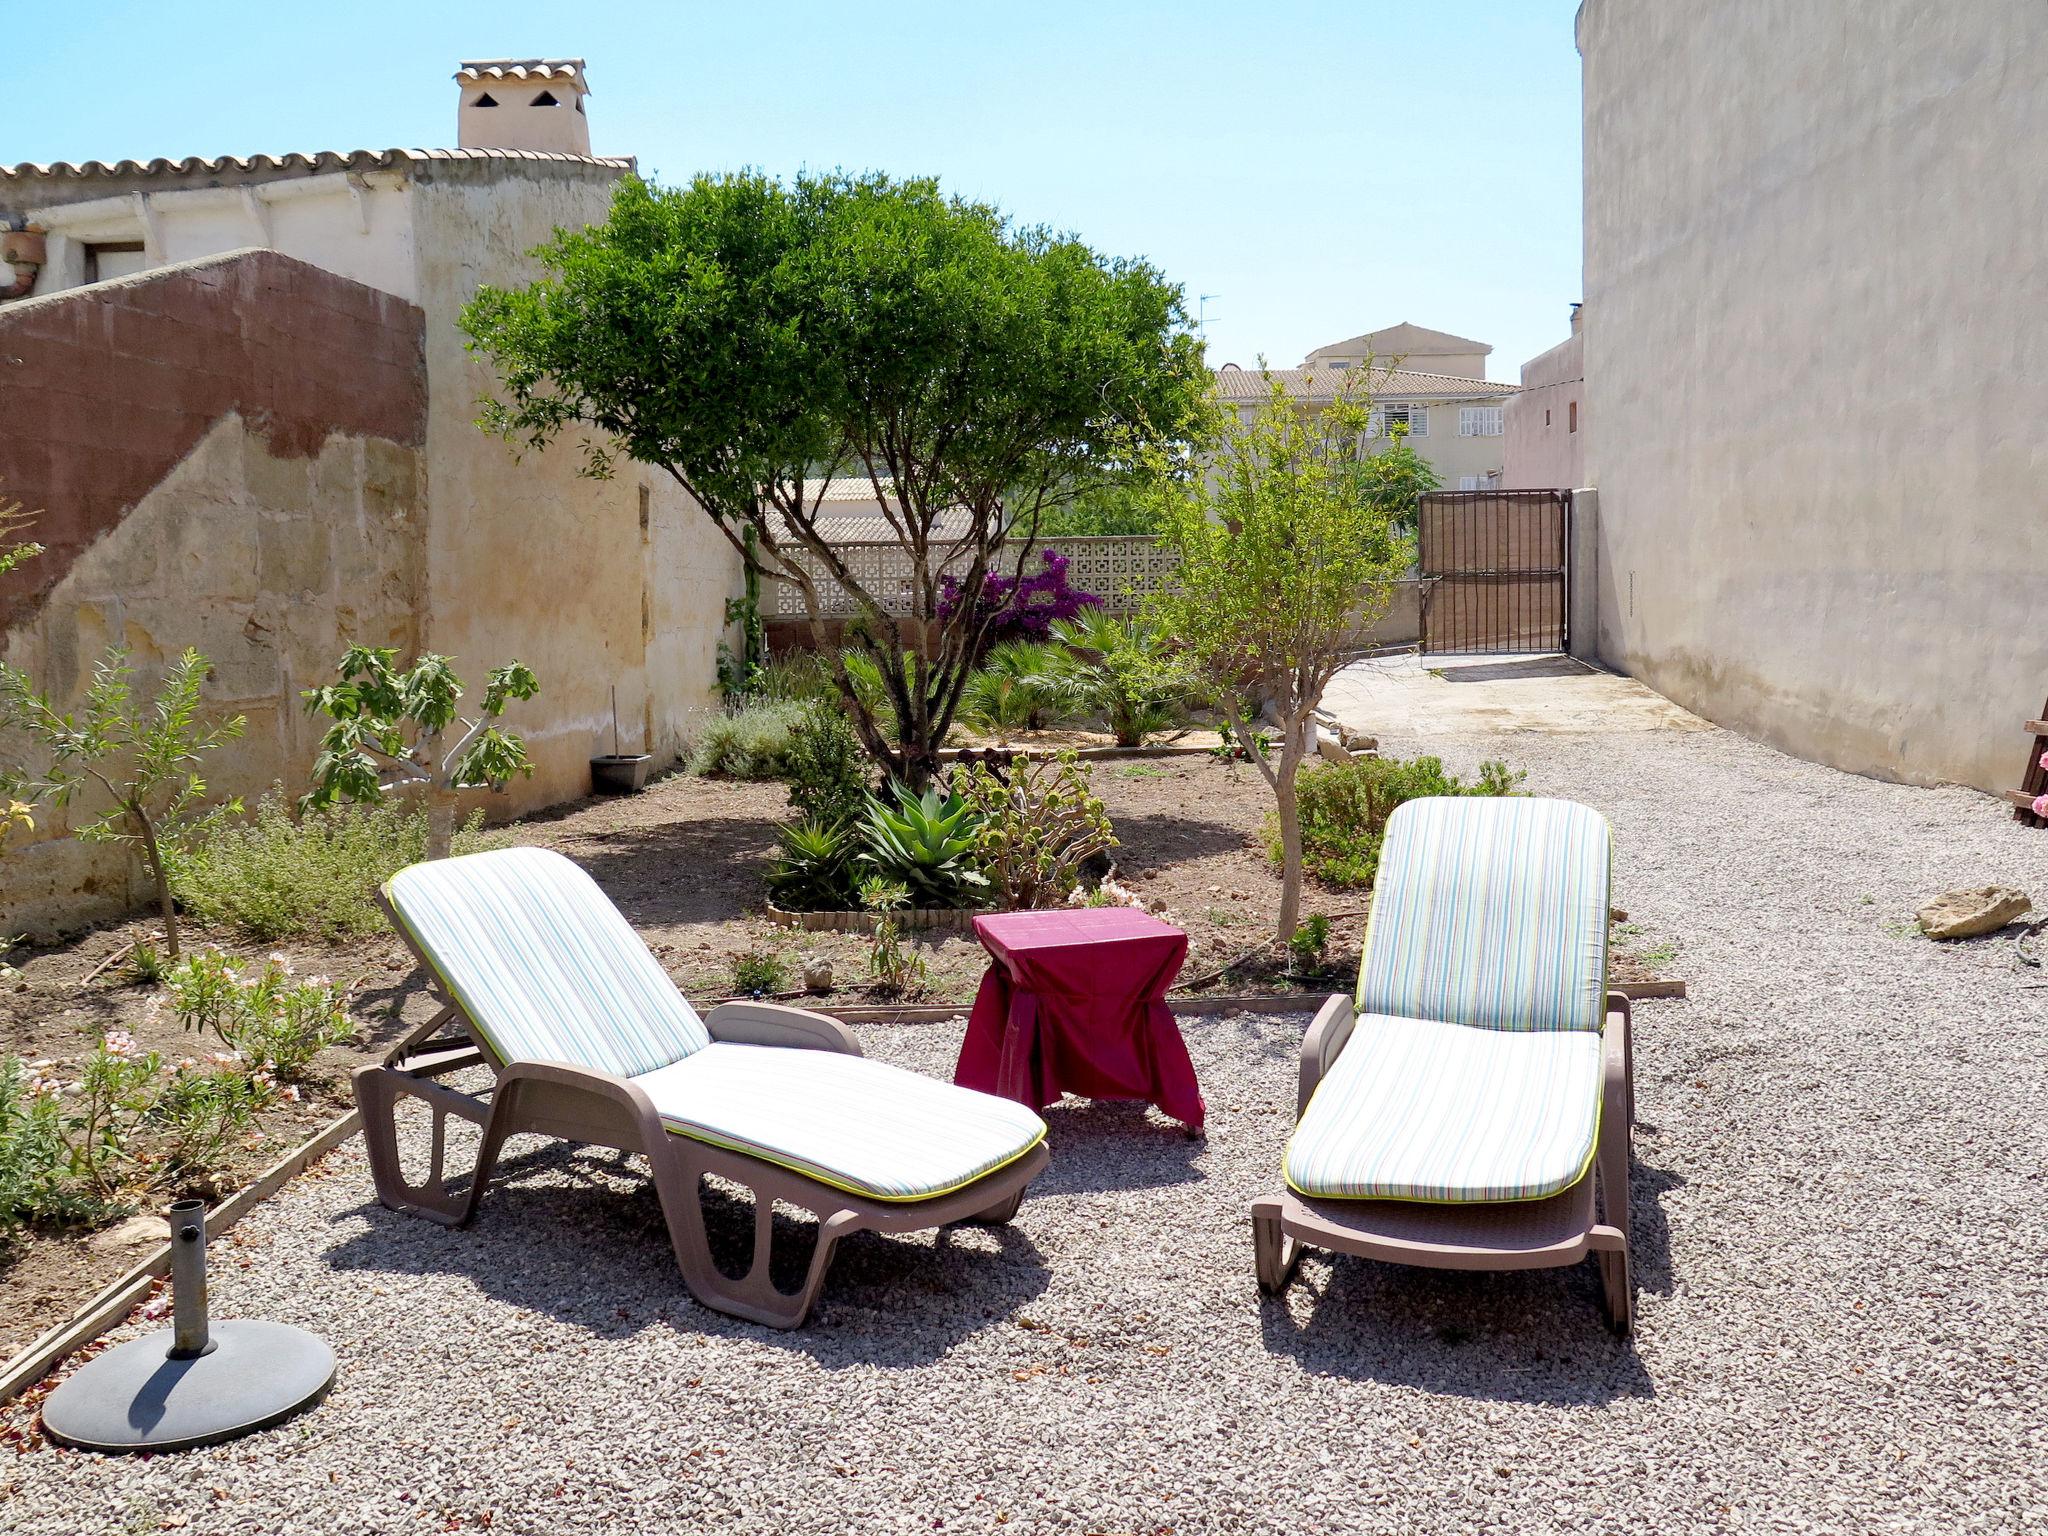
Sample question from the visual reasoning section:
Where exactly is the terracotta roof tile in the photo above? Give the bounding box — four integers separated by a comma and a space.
1, 146, 634, 186
455, 59, 587, 85
1212, 365, 1517, 402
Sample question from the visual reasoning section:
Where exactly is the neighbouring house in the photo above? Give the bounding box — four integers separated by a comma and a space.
1576, 0, 2048, 795
1501, 303, 1583, 490
1214, 322, 1519, 491
0, 59, 741, 931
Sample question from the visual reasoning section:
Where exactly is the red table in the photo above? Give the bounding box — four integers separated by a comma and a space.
954, 908, 1204, 1133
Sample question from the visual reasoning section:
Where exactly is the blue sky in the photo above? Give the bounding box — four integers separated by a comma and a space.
10, 1, 1585, 377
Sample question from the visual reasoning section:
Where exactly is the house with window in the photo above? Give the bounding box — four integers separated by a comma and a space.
1501, 302, 1583, 489
1213, 322, 1518, 490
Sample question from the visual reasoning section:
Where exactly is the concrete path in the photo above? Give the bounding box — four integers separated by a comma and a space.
1323, 651, 1710, 739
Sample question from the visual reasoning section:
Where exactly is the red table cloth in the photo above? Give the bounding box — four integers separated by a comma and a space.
955, 907, 1204, 1132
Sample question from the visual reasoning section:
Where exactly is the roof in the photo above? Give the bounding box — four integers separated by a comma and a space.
1, 146, 634, 190
1305, 321, 1493, 361
1212, 365, 1516, 403
456, 59, 588, 86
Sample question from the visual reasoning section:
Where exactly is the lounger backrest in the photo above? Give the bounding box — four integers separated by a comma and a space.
387, 846, 710, 1076
1356, 795, 1610, 1033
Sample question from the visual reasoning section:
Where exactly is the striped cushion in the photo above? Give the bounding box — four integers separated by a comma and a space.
1285, 1013, 1602, 1202
634, 1043, 1047, 1201
387, 847, 709, 1078
1357, 796, 1611, 1034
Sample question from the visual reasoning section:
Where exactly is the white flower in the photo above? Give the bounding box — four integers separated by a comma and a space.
268, 952, 295, 975
282, 1084, 301, 1103
103, 1029, 139, 1058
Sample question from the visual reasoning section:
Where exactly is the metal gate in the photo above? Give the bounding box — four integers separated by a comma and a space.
1416, 489, 1570, 655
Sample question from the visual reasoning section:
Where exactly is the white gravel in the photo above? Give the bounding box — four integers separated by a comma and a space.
5, 723, 2046, 1534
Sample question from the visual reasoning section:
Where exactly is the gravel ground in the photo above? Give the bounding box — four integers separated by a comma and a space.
4, 723, 2046, 1534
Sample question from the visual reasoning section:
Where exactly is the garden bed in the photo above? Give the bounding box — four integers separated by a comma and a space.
1, 745, 1683, 1365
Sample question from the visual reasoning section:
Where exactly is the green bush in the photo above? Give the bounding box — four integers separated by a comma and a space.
689, 700, 812, 779
163, 949, 357, 1082
728, 947, 791, 997
1050, 610, 1198, 747
748, 651, 841, 707
1277, 755, 1525, 890
767, 818, 860, 912
955, 751, 1116, 909
166, 791, 498, 941
781, 704, 870, 829
857, 783, 989, 909
959, 641, 1073, 736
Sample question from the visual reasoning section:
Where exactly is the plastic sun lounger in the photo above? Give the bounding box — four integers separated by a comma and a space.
1251, 795, 1635, 1333
355, 846, 1049, 1330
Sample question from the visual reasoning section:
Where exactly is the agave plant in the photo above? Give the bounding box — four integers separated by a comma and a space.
856, 782, 989, 909
959, 640, 1072, 738
766, 818, 859, 912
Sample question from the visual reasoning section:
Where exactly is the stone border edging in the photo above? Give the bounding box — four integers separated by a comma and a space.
0, 1107, 363, 1408
936, 742, 1221, 762
763, 901, 979, 936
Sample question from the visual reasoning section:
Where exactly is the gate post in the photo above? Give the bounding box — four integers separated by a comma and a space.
1567, 487, 1601, 664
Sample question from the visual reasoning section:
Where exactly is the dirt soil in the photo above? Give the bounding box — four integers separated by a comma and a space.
1, 747, 1676, 1361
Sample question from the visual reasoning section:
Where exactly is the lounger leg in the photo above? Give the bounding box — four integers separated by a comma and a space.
353, 1064, 493, 1227
967, 1184, 1026, 1225
1597, 1247, 1632, 1335
1251, 1196, 1303, 1295
1596, 1011, 1635, 1335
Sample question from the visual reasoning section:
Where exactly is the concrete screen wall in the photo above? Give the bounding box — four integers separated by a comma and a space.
1578, 0, 2048, 792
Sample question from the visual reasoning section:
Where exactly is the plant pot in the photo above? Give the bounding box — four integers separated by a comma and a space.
590, 754, 653, 795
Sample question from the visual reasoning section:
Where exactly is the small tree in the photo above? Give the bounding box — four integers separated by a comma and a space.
0, 649, 246, 958
302, 647, 539, 861
1149, 371, 1414, 944
461, 170, 1207, 787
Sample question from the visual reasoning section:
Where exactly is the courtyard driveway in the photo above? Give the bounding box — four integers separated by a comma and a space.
1324, 651, 1711, 737
4, 726, 2043, 1535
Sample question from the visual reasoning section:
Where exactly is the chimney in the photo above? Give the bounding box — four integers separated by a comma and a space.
455, 59, 591, 155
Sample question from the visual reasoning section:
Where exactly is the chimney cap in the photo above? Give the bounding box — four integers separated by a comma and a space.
456, 59, 589, 93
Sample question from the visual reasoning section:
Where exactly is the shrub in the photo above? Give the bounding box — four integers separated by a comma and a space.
162, 948, 357, 1082
781, 704, 869, 829
959, 641, 1073, 737
748, 651, 841, 707
766, 819, 860, 912
728, 947, 791, 997
166, 791, 496, 941
955, 752, 1117, 910
857, 783, 989, 909
1050, 610, 1198, 747
860, 876, 926, 996
938, 548, 1102, 644
0, 1057, 90, 1241
688, 699, 811, 778
1277, 755, 1525, 890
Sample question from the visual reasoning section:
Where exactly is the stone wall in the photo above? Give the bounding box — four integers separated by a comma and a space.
1, 250, 428, 932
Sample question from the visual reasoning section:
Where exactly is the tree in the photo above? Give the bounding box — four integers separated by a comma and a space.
0, 649, 245, 959
1354, 421, 1441, 537
1148, 371, 1415, 944
461, 170, 1208, 786
301, 647, 539, 860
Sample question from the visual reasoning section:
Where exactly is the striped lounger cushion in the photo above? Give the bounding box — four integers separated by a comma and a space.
1287, 795, 1613, 1203
1284, 1012, 1603, 1202
635, 1045, 1047, 1202
388, 846, 1045, 1202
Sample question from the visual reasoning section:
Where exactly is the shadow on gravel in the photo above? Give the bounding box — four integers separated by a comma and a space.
1034, 1102, 1207, 1193
324, 1142, 1049, 1366
1258, 1159, 1683, 1406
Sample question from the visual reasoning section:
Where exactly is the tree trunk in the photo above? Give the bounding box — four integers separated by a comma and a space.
426, 796, 457, 861
1273, 741, 1304, 946
131, 803, 181, 960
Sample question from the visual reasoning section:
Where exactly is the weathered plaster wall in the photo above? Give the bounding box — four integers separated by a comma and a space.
1502, 331, 1583, 490
0, 251, 427, 932
1579, 0, 2048, 792
406, 166, 737, 814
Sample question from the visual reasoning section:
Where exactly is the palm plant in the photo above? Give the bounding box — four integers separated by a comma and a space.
1050, 610, 1198, 748
958, 640, 1072, 738
856, 782, 989, 909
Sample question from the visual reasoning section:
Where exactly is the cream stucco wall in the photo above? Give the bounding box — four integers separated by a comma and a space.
2, 417, 426, 931
405, 167, 738, 816
1502, 331, 1583, 490
1578, 0, 2048, 793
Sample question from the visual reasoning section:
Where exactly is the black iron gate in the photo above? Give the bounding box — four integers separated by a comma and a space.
1416, 489, 1570, 655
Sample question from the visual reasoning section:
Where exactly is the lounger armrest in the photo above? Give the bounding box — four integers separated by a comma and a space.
1603, 993, 1633, 1129
1297, 992, 1358, 1119
494, 1059, 668, 1149
702, 1001, 864, 1056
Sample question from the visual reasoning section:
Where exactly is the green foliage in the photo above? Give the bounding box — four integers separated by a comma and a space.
1050, 610, 1198, 748
1148, 366, 1417, 942
959, 641, 1072, 737
0, 647, 246, 959
728, 947, 791, 997
780, 704, 870, 830
857, 783, 989, 909
1277, 755, 1525, 890
1033, 483, 1163, 538
955, 752, 1117, 910
0, 485, 40, 581
1352, 423, 1442, 537
766, 818, 860, 912
859, 875, 927, 996
461, 168, 1209, 786
1288, 913, 1332, 975
718, 531, 768, 699
0, 1056, 90, 1241
748, 651, 842, 708
128, 940, 166, 984
1209, 713, 1273, 763
302, 647, 538, 859
162, 948, 358, 1081
166, 790, 497, 941
689, 699, 811, 779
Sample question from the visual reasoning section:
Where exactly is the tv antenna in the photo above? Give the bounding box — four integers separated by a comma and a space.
1197, 293, 1221, 340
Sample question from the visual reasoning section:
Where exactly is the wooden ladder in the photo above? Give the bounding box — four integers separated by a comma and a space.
2004, 698, 2048, 827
